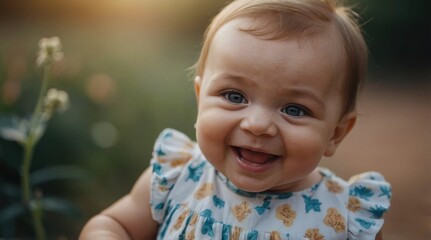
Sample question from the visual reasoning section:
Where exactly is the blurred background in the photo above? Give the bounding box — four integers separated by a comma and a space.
0, 0, 429, 239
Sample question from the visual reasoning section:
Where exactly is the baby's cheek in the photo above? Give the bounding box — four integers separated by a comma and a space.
196, 112, 227, 144
195, 121, 219, 155
288, 129, 327, 158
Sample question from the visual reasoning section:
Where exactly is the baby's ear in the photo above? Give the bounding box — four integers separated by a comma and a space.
324, 112, 357, 157
194, 76, 202, 101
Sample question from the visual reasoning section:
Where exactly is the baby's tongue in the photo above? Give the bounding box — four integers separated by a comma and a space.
239, 148, 272, 164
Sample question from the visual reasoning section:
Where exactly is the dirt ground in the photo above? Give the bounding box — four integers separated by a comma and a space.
320, 82, 430, 239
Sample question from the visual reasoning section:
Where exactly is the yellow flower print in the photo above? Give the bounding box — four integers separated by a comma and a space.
156, 151, 191, 166
348, 174, 362, 184
158, 185, 171, 192
276, 204, 296, 227
270, 231, 282, 240
325, 179, 343, 193
173, 209, 190, 230
323, 208, 346, 233
156, 156, 167, 163
186, 228, 195, 240
230, 226, 241, 240
184, 141, 194, 149
194, 183, 214, 200
170, 155, 191, 167
232, 201, 252, 222
189, 212, 199, 226
347, 196, 361, 212
304, 228, 324, 240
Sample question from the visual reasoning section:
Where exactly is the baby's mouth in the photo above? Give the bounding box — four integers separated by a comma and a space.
233, 147, 279, 164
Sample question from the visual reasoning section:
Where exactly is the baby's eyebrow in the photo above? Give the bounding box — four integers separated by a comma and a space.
210, 73, 250, 85
285, 87, 325, 109
205, 73, 249, 90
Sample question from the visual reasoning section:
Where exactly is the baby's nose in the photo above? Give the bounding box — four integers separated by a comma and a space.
240, 108, 278, 137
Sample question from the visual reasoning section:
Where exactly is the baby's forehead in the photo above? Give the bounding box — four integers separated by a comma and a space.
206, 17, 348, 95
213, 17, 346, 61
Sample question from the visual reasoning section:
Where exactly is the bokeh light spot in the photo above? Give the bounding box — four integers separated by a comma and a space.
90, 121, 118, 148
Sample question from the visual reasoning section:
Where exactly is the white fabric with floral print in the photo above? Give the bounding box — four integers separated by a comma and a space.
150, 129, 391, 240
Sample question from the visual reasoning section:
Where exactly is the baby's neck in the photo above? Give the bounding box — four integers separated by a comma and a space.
270, 168, 323, 193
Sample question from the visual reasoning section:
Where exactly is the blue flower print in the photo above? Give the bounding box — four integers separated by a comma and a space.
310, 183, 320, 192
247, 230, 258, 240
276, 192, 293, 200
369, 205, 387, 219
153, 162, 162, 175
355, 218, 376, 229
255, 196, 271, 215
213, 195, 225, 209
156, 145, 166, 157
200, 209, 212, 218
200, 209, 215, 237
302, 195, 322, 213
179, 211, 194, 239
157, 176, 175, 191
163, 200, 173, 220
186, 161, 206, 182
159, 203, 180, 239
159, 177, 168, 186
222, 224, 232, 240
350, 185, 374, 201
162, 131, 173, 140
378, 186, 392, 199
155, 131, 172, 157
154, 202, 164, 210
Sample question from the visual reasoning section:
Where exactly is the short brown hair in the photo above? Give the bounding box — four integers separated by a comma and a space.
193, 0, 367, 114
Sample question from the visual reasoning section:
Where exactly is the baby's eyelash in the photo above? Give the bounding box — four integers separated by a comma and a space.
281, 104, 312, 117
221, 90, 248, 104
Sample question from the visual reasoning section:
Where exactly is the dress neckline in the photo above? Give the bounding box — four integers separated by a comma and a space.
214, 167, 333, 199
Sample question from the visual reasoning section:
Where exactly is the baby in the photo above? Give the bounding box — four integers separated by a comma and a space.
80, 0, 391, 239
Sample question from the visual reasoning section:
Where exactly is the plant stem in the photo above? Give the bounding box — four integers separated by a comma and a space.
32, 195, 46, 240
30, 64, 50, 131
22, 138, 34, 203
21, 64, 50, 240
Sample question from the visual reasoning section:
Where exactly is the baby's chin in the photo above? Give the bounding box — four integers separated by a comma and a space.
227, 174, 275, 194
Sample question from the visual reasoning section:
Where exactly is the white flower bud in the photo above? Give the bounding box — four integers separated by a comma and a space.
44, 88, 70, 113
36, 37, 64, 66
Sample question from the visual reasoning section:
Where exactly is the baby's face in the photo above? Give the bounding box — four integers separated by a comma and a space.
194, 17, 352, 193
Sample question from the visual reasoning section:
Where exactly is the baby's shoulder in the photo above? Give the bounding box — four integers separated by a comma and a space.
151, 128, 208, 187
320, 169, 392, 238
319, 168, 391, 201
152, 128, 197, 166
149, 129, 209, 223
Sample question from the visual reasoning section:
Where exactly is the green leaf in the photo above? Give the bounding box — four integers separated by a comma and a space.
0, 220, 17, 239
30, 165, 92, 187
0, 115, 28, 144
0, 203, 27, 224
39, 197, 81, 218
0, 180, 20, 199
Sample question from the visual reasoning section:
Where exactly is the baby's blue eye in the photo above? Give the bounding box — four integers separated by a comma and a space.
281, 105, 308, 117
223, 91, 247, 104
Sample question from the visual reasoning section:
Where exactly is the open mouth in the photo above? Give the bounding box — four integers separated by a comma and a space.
232, 146, 279, 172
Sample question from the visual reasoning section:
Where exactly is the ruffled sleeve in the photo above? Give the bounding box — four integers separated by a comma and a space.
347, 171, 392, 239
150, 128, 197, 223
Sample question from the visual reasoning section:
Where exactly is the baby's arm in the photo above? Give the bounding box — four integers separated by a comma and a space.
375, 230, 383, 240
79, 167, 158, 239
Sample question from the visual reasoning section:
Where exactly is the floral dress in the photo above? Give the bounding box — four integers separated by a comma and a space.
150, 129, 391, 240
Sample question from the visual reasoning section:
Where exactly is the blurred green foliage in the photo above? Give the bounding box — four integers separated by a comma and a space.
0, 0, 429, 238
357, 0, 430, 72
